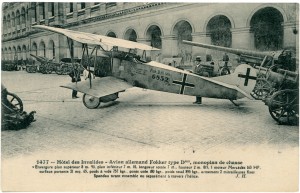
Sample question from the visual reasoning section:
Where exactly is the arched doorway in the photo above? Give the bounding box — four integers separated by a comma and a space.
17, 46, 22, 60
4, 48, 8, 60
146, 25, 162, 61
31, 42, 37, 56
48, 40, 55, 59
124, 29, 137, 42
250, 7, 284, 51
22, 45, 27, 60
173, 20, 193, 64
8, 47, 12, 61
146, 25, 162, 49
107, 31, 117, 38
39, 41, 46, 57
207, 15, 232, 47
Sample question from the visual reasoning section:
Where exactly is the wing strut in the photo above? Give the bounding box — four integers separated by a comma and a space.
67, 37, 80, 84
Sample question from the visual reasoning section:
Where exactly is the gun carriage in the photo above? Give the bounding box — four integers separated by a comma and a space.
183, 40, 298, 125
29, 54, 62, 74
1, 84, 35, 130
263, 68, 298, 125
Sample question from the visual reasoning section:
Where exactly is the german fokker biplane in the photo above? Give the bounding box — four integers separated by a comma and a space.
33, 25, 257, 109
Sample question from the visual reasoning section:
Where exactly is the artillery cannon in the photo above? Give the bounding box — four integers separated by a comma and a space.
182, 40, 296, 71
30, 54, 61, 74
263, 68, 298, 125
182, 40, 297, 100
1, 84, 36, 130
182, 40, 298, 125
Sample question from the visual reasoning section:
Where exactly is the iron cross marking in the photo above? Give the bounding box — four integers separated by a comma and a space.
238, 68, 257, 86
172, 74, 195, 94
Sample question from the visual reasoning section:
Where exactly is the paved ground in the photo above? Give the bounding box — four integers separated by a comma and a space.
1, 71, 299, 159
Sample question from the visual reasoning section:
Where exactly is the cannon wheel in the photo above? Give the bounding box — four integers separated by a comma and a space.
6, 92, 24, 112
55, 66, 63, 75
82, 94, 100, 109
45, 63, 53, 74
27, 66, 37, 73
219, 67, 231, 76
268, 89, 299, 125
250, 78, 272, 100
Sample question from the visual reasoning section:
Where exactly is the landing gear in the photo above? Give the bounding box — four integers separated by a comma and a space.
82, 94, 100, 109
82, 93, 119, 109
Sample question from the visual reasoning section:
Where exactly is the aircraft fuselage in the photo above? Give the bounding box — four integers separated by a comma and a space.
111, 59, 242, 100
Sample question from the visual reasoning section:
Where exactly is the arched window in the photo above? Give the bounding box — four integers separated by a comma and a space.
40, 2, 45, 20
16, 10, 20, 26
7, 14, 11, 28
39, 41, 46, 57
48, 40, 55, 59
207, 15, 232, 47
11, 12, 15, 27
32, 42, 38, 56
124, 29, 137, 42
250, 7, 284, 51
21, 7, 26, 25
146, 25, 162, 49
173, 20, 193, 61
49, 3, 55, 17
107, 31, 117, 38
69, 3, 74, 12
3, 16, 6, 29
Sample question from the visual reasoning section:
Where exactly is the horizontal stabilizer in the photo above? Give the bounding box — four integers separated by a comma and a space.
61, 76, 133, 98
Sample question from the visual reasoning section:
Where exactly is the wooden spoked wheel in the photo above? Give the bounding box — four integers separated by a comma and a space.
268, 89, 298, 125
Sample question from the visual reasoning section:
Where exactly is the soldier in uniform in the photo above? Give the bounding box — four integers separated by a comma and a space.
193, 56, 202, 104
68, 63, 81, 99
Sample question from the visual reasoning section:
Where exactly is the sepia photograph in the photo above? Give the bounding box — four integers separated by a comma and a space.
1, 1, 299, 192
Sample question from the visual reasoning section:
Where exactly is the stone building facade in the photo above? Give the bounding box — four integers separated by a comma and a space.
2, 2, 299, 66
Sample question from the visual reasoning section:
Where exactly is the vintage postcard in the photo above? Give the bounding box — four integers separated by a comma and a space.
1, 2, 299, 192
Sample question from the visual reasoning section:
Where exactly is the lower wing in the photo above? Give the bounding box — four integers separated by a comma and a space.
61, 76, 133, 98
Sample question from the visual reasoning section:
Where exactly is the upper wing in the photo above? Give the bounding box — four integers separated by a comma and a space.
32, 25, 159, 51
61, 76, 133, 98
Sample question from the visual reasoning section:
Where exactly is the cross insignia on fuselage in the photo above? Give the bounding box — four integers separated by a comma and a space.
238, 68, 257, 86
172, 74, 195, 94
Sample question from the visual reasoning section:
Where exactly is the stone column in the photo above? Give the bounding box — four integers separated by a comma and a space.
58, 35, 68, 60
231, 27, 254, 49
190, 32, 211, 60
35, 3, 40, 24
282, 22, 298, 49
137, 38, 156, 61
161, 35, 177, 58
57, 3, 65, 25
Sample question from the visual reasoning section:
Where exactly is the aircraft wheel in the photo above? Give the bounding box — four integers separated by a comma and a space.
82, 94, 100, 109
250, 78, 272, 100
268, 89, 298, 125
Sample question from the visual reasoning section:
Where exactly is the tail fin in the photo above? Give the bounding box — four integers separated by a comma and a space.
212, 64, 257, 98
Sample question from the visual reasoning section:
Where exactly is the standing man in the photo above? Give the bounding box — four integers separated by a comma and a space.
69, 63, 81, 99
193, 56, 202, 104
223, 53, 229, 67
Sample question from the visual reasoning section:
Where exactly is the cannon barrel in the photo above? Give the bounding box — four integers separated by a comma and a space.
182, 40, 275, 59
267, 68, 299, 86
30, 54, 49, 63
